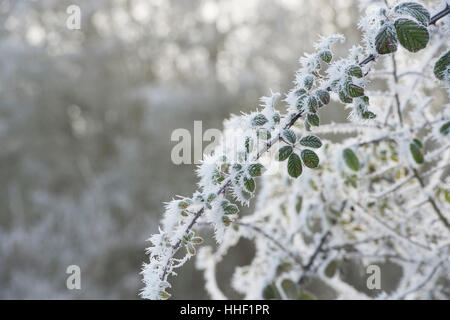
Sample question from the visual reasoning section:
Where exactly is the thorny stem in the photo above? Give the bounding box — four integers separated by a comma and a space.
159, 6, 450, 283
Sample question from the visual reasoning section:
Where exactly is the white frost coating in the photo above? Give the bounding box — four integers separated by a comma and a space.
142, 0, 450, 300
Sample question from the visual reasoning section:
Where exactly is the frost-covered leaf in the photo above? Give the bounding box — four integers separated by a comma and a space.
319, 50, 333, 63
394, 2, 430, 26
362, 111, 376, 119
410, 142, 424, 164
343, 148, 360, 171
186, 243, 196, 255
394, 18, 429, 52
248, 163, 265, 177
307, 113, 320, 126
282, 129, 297, 144
304, 75, 315, 90
434, 50, 450, 81
299, 135, 322, 148
191, 236, 203, 244
252, 114, 268, 126
243, 177, 256, 192
347, 83, 365, 98
278, 146, 293, 161
287, 153, 302, 178
347, 65, 363, 78
439, 121, 450, 136
375, 23, 398, 54
301, 149, 319, 168
296, 94, 308, 110
223, 203, 239, 215
316, 89, 330, 105
222, 216, 231, 226
306, 96, 318, 113
273, 113, 281, 123
339, 90, 353, 103
159, 291, 171, 300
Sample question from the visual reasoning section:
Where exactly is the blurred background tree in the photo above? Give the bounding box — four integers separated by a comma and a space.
0, 0, 405, 298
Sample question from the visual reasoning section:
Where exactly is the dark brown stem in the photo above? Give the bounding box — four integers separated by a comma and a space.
298, 231, 331, 285
429, 4, 450, 25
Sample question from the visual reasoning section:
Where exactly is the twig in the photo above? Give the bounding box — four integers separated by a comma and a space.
235, 222, 303, 266
412, 168, 450, 229
298, 231, 331, 285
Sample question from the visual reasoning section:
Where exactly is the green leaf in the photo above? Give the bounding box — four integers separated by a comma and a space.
339, 90, 353, 103
263, 284, 280, 300
325, 260, 339, 278
281, 279, 299, 299
186, 243, 196, 255
159, 291, 171, 300
343, 148, 360, 171
413, 138, 423, 149
206, 193, 216, 202
375, 23, 398, 54
362, 111, 376, 119
301, 149, 320, 168
222, 215, 231, 226
244, 136, 252, 153
315, 89, 330, 105
191, 236, 203, 244
295, 196, 303, 213
306, 96, 318, 113
295, 88, 307, 96
299, 135, 322, 148
273, 112, 281, 123
439, 121, 450, 136
304, 75, 314, 90
252, 114, 268, 126
434, 50, 450, 81
296, 94, 308, 110
287, 153, 302, 178
346, 83, 365, 98
394, 2, 430, 26
248, 163, 265, 177
243, 177, 255, 192
282, 129, 297, 144
298, 291, 317, 300
319, 50, 333, 63
278, 146, 293, 161
347, 65, 363, 78
394, 18, 429, 53
410, 143, 424, 164
224, 204, 239, 215
307, 113, 320, 126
